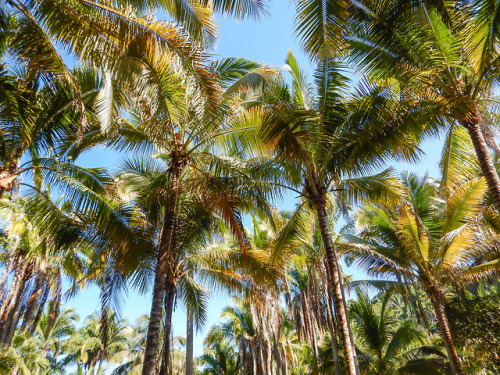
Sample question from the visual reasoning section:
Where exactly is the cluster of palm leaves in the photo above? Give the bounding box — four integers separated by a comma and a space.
1, 0, 500, 374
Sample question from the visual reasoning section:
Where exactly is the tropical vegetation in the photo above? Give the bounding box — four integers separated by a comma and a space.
1, 0, 499, 374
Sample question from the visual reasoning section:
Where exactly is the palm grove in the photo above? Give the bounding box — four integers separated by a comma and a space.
0, 0, 499, 374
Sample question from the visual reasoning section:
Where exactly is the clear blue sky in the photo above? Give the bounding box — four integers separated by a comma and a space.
69, 1, 444, 359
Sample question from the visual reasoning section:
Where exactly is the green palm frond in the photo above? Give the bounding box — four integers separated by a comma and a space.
201, 0, 269, 20
294, 0, 348, 60
440, 125, 481, 195
441, 176, 486, 234
177, 274, 209, 330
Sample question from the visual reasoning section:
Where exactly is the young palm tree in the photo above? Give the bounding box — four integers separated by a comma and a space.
344, 171, 497, 374
199, 330, 240, 375
3, 307, 78, 374
64, 310, 129, 375
348, 290, 447, 375
347, 0, 500, 212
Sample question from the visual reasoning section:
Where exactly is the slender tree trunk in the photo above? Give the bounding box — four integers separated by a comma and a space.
266, 340, 273, 375
273, 339, 283, 375
29, 284, 50, 335
0, 258, 26, 323
99, 309, 109, 367
0, 258, 11, 299
315, 204, 358, 375
258, 336, 266, 375
322, 261, 341, 375
160, 279, 176, 375
88, 359, 96, 375
1, 275, 28, 345
143, 256, 167, 375
303, 293, 319, 362
143, 163, 182, 375
0, 260, 29, 345
282, 346, 289, 375
47, 273, 62, 334
239, 342, 246, 374
186, 307, 194, 375
251, 340, 258, 375
338, 273, 361, 375
22, 267, 48, 331
429, 292, 464, 375
466, 119, 500, 212
282, 275, 293, 320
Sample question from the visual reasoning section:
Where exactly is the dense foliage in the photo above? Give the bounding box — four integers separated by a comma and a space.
447, 292, 500, 372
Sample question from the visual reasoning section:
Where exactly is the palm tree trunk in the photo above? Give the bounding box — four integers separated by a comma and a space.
22, 267, 48, 331
0, 257, 26, 322
47, 273, 62, 334
186, 307, 194, 375
143, 163, 182, 375
88, 359, 96, 375
29, 284, 50, 335
282, 275, 293, 321
303, 294, 319, 362
266, 340, 273, 375
239, 342, 246, 374
282, 346, 289, 375
160, 279, 176, 375
0, 258, 11, 299
1, 278, 28, 345
322, 261, 341, 375
316, 204, 358, 375
273, 334, 283, 375
250, 340, 258, 375
429, 291, 464, 375
258, 336, 266, 375
466, 119, 500, 212
339, 274, 361, 375
0, 260, 29, 345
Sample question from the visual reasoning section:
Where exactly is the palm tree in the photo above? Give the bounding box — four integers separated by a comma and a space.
68, 45, 276, 373
0, 196, 90, 346
65, 311, 129, 375
250, 50, 424, 375
344, 171, 498, 374
348, 290, 448, 375
199, 329, 240, 375
347, 0, 500, 212
33, 307, 79, 374
209, 298, 261, 375
1, 307, 78, 374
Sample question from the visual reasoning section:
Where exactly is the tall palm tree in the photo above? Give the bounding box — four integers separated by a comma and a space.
347, 0, 500, 212
344, 171, 498, 374
250, 51, 424, 375
69, 44, 276, 373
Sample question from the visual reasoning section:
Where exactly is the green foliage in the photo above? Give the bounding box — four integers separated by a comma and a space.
447, 294, 500, 372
